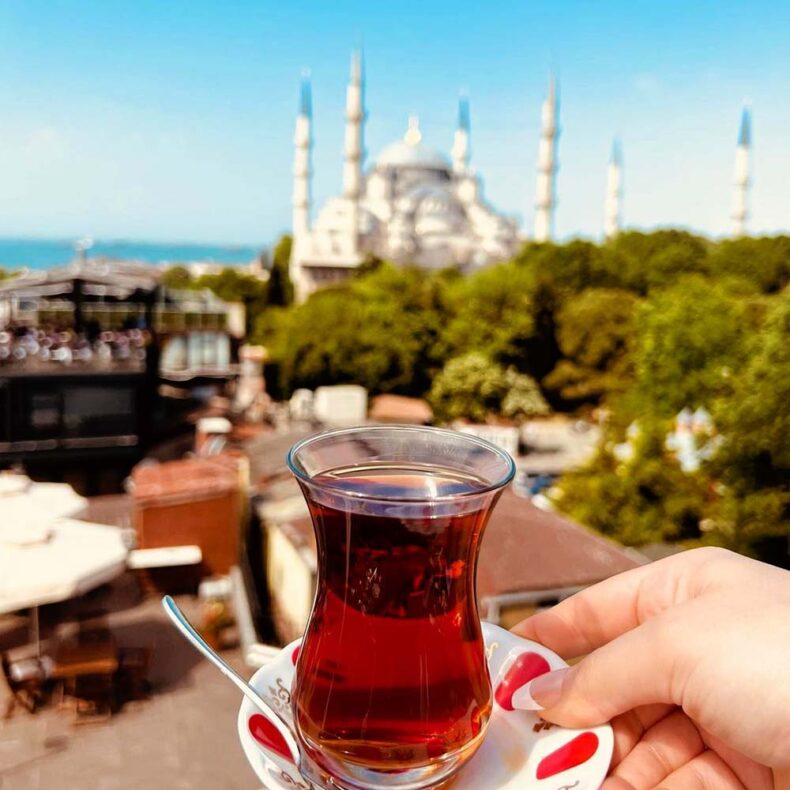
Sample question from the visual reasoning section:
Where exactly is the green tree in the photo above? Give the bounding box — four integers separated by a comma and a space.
428, 352, 547, 424
265, 264, 446, 396
429, 353, 505, 423
268, 234, 294, 307
601, 230, 710, 294
161, 265, 194, 290
706, 291, 790, 563
707, 236, 790, 294
355, 252, 386, 277
544, 287, 638, 402
633, 276, 746, 415
554, 420, 708, 546
438, 262, 543, 371
194, 268, 268, 336
501, 368, 551, 421
515, 240, 605, 293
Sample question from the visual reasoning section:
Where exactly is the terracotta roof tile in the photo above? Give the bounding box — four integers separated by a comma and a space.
477, 488, 640, 600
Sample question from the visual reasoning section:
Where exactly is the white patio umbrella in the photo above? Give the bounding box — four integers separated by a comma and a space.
0, 474, 87, 522
0, 518, 129, 655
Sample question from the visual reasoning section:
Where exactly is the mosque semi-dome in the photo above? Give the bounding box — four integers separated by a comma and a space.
409, 186, 465, 235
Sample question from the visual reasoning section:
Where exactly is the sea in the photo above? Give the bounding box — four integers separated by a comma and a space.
0, 238, 263, 271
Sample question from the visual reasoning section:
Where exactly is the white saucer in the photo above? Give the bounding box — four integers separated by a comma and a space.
237, 622, 613, 789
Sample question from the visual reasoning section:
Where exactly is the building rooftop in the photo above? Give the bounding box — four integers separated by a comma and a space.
130, 455, 241, 506
369, 394, 433, 424
242, 427, 317, 489
0, 259, 162, 300
476, 488, 640, 600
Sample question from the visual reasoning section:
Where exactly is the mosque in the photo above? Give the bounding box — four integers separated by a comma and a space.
289, 51, 753, 301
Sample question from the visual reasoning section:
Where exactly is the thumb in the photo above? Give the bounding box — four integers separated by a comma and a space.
515, 614, 685, 727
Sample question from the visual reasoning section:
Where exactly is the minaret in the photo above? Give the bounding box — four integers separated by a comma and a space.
533, 73, 559, 242
292, 74, 313, 242
732, 107, 751, 237
343, 49, 365, 256
452, 95, 471, 174
604, 139, 623, 239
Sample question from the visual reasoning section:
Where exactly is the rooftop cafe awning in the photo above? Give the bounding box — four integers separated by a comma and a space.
0, 518, 128, 616
0, 475, 88, 522
0, 260, 162, 302
0, 476, 128, 616
0, 260, 230, 311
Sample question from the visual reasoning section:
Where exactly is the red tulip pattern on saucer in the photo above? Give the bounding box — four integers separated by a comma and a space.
238, 623, 614, 789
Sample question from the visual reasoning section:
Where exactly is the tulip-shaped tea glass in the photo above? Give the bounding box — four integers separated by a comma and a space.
287, 425, 516, 790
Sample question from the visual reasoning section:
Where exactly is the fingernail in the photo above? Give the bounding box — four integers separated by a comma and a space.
511, 682, 543, 710
514, 667, 571, 710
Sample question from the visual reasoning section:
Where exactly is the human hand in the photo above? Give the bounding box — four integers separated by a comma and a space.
512, 547, 790, 788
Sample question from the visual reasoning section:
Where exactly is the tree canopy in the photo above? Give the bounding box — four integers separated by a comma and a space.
633, 277, 745, 415
555, 419, 710, 546
707, 236, 790, 294
179, 230, 789, 563
544, 287, 637, 402
268, 234, 294, 307
428, 352, 548, 424
705, 291, 790, 561
264, 264, 446, 396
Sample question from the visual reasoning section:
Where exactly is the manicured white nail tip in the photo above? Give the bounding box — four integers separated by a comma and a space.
511, 681, 544, 711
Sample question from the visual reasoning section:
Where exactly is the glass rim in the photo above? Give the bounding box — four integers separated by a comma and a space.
286, 423, 516, 503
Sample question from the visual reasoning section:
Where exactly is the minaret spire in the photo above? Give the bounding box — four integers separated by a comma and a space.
604, 139, 623, 239
343, 49, 365, 255
292, 72, 312, 242
533, 73, 559, 242
452, 94, 471, 174
732, 107, 751, 236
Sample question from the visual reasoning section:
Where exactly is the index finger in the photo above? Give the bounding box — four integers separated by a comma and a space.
511, 547, 719, 659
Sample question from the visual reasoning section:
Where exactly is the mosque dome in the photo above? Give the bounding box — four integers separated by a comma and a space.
376, 117, 451, 172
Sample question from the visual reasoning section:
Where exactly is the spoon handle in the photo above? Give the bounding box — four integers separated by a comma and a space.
161, 595, 301, 764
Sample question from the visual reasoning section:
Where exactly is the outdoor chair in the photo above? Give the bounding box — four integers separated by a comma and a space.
51, 630, 119, 722
115, 646, 153, 706
1, 652, 52, 719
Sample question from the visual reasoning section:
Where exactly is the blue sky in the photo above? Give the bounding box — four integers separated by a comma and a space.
0, 0, 788, 246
